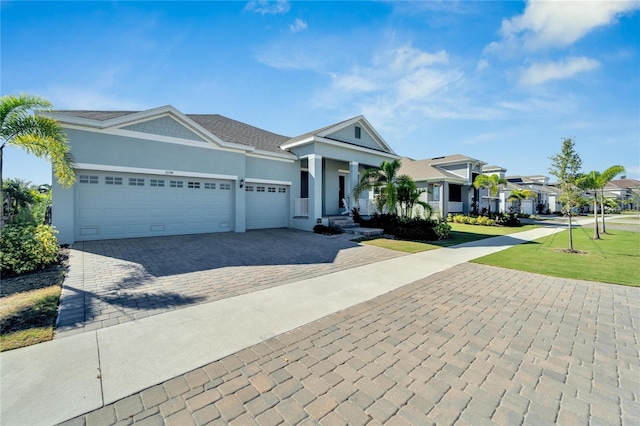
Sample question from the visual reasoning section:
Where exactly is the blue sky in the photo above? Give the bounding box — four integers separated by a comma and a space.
2, 0, 639, 184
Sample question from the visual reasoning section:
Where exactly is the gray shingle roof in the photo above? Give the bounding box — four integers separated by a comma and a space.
187, 114, 290, 154
53, 110, 138, 120
285, 117, 355, 144
52, 110, 291, 154
398, 157, 468, 182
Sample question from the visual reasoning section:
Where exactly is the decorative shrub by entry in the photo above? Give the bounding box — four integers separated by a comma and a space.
359, 213, 449, 241
0, 224, 59, 275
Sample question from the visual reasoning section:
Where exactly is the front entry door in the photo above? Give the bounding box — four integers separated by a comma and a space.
339, 175, 346, 208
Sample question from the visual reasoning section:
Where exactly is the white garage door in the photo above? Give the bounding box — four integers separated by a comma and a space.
75, 171, 234, 241
245, 183, 288, 229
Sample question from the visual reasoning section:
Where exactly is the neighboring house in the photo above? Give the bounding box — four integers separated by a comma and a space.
399, 154, 487, 218
481, 165, 508, 214
498, 175, 562, 214
602, 178, 640, 210
48, 106, 399, 244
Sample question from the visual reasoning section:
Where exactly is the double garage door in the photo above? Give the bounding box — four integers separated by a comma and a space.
74, 171, 288, 241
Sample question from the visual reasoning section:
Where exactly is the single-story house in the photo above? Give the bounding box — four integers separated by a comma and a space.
497, 175, 562, 214
602, 178, 640, 210
48, 106, 400, 244
399, 154, 487, 218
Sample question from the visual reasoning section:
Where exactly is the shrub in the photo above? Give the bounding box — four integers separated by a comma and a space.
495, 213, 521, 227
0, 225, 59, 275
447, 214, 495, 226
433, 222, 451, 240
361, 214, 447, 241
313, 224, 343, 235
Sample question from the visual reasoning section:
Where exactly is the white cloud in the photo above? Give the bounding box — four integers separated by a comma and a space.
289, 18, 308, 33
476, 59, 490, 72
244, 0, 290, 15
46, 87, 150, 110
490, 0, 640, 52
462, 132, 503, 145
519, 56, 600, 85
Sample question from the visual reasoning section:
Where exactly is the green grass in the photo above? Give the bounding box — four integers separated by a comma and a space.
361, 223, 540, 253
472, 227, 640, 286
1, 261, 65, 352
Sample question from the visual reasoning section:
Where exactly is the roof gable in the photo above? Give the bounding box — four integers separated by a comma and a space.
121, 116, 206, 142
283, 116, 395, 155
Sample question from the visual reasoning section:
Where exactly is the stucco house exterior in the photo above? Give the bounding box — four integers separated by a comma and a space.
48, 106, 399, 244
602, 178, 640, 210
398, 154, 487, 218
496, 175, 562, 214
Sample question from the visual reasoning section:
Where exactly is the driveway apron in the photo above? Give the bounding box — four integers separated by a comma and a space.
55, 229, 405, 337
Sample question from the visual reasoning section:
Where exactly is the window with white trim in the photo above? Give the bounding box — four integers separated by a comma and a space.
220, 183, 231, 190
278, 187, 286, 193
105, 176, 123, 185
204, 182, 216, 189
268, 187, 276, 193
169, 180, 184, 188
128, 178, 145, 186
355, 126, 361, 139
188, 181, 200, 189
79, 175, 99, 184
245, 185, 254, 192
150, 179, 165, 187
256, 186, 265, 192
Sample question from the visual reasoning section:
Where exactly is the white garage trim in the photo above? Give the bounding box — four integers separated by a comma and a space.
245, 178, 292, 186
75, 163, 238, 181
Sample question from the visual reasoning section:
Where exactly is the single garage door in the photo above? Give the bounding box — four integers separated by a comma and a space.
75, 171, 234, 241
245, 183, 288, 229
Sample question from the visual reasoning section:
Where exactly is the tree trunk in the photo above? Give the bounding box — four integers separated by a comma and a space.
593, 196, 600, 239
600, 188, 607, 234
568, 212, 574, 252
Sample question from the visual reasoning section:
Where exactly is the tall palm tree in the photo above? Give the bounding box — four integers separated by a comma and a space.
508, 189, 537, 214
473, 174, 507, 217
357, 159, 402, 214
0, 94, 75, 227
597, 165, 624, 234
578, 171, 601, 239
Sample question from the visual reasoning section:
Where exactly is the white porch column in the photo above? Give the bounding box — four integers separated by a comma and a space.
349, 161, 359, 210
308, 154, 323, 221
441, 181, 448, 218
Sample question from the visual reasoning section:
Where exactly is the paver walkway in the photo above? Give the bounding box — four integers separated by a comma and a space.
62, 263, 640, 426
57, 230, 404, 337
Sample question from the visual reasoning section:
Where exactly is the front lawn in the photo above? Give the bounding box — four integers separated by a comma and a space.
0, 253, 67, 352
472, 227, 640, 286
361, 223, 540, 253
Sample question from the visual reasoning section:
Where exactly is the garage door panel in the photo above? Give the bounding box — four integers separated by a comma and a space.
75, 172, 235, 241
246, 185, 288, 230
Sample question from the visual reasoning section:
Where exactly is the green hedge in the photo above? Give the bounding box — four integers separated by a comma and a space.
0, 225, 59, 275
447, 213, 521, 227
359, 214, 451, 241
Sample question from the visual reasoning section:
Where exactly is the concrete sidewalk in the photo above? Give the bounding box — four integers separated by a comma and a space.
0, 221, 591, 425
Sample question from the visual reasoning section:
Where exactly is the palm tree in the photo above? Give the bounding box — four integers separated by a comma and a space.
473, 174, 507, 217
357, 159, 402, 214
1, 94, 75, 227
508, 189, 537, 214
577, 171, 601, 239
2, 178, 34, 224
396, 175, 432, 218
597, 165, 625, 234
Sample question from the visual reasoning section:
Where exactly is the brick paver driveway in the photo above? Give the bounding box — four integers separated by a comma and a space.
56, 230, 405, 337
64, 263, 639, 425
